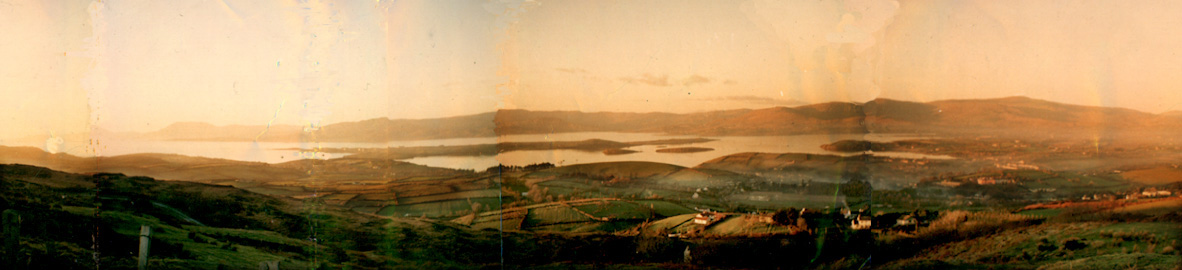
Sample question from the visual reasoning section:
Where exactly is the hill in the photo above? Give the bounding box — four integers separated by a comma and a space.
923, 96, 1176, 131
316, 112, 496, 142
0, 146, 466, 183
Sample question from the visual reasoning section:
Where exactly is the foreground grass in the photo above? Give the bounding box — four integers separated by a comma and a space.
881, 221, 1182, 269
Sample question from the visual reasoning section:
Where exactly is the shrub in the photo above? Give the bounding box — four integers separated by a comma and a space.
1038, 238, 1058, 252
771, 208, 799, 226
1061, 237, 1087, 251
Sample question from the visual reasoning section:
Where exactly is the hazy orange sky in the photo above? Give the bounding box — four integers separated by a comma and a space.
2, 0, 1180, 139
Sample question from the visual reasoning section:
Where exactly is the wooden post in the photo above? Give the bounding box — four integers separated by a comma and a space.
3, 210, 20, 269
137, 225, 151, 270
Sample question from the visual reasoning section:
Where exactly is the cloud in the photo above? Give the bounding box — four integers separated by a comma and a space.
619, 73, 671, 87
682, 74, 711, 86
618, 73, 731, 87
693, 95, 804, 107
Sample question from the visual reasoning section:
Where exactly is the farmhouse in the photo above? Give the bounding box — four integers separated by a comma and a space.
1142, 189, 1172, 198
851, 215, 872, 230
693, 211, 721, 225
934, 180, 962, 187
996, 161, 1039, 170
975, 177, 1013, 185
896, 215, 917, 226
840, 208, 853, 219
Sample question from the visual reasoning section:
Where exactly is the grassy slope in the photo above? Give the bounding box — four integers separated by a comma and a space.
881, 199, 1182, 270
883, 222, 1181, 270
1121, 166, 1182, 185
0, 164, 509, 269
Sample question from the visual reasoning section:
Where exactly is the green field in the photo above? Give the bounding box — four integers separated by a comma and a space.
702, 215, 795, 235
632, 200, 696, 217
645, 214, 697, 233
377, 197, 501, 218
996, 170, 1131, 193
397, 189, 501, 204
725, 192, 842, 210
645, 213, 798, 236
96, 211, 313, 269
1016, 208, 1063, 218
461, 199, 696, 232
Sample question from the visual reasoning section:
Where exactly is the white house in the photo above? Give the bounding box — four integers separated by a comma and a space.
694, 212, 720, 225
896, 215, 917, 226
851, 215, 872, 230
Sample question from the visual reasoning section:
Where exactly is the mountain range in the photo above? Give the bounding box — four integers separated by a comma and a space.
491, 96, 1182, 137
40, 97, 1182, 143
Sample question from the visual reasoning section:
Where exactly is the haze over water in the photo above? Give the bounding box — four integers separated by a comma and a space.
6, 132, 951, 170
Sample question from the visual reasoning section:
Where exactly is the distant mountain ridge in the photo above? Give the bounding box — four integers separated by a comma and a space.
316, 112, 496, 142
496, 96, 1182, 136
114, 97, 1182, 142
129, 113, 497, 142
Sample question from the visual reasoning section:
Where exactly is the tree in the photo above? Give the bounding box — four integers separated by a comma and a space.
840, 178, 873, 198
527, 184, 549, 202
470, 202, 483, 213
772, 208, 799, 225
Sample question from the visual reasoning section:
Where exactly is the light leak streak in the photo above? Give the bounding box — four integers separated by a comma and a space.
255, 99, 286, 141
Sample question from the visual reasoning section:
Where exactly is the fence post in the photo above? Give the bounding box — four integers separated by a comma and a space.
3, 210, 20, 269
138, 225, 151, 270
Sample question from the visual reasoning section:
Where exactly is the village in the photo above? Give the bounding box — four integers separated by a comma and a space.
662, 205, 941, 239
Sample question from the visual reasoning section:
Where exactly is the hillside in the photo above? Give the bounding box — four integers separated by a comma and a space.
0, 146, 466, 184
924, 96, 1176, 131
0, 164, 829, 269
881, 221, 1181, 270
0, 164, 507, 269
316, 112, 496, 142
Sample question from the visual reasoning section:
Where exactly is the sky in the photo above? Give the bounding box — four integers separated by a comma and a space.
2, 0, 1180, 139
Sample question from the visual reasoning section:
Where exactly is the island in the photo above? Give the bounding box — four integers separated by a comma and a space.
602, 148, 640, 155
654, 147, 714, 153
